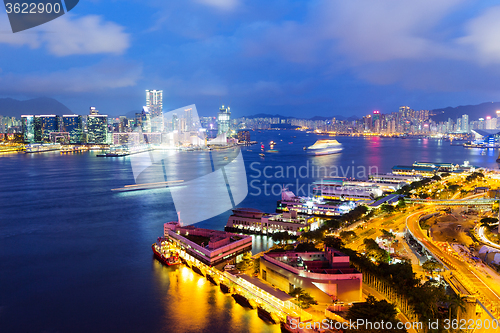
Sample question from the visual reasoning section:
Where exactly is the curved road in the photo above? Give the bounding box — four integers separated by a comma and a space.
406, 210, 500, 324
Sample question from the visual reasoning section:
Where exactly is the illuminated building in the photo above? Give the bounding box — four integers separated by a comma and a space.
146, 89, 163, 132
89, 107, 99, 115
391, 165, 437, 177
217, 105, 231, 135
87, 114, 108, 144
163, 222, 252, 267
34, 115, 59, 143
225, 207, 319, 236
260, 247, 362, 303
237, 130, 250, 143
21, 115, 35, 143
61, 115, 83, 143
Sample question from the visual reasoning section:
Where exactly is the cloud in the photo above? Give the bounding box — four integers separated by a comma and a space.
193, 0, 239, 11
0, 12, 130, 56
458, 6, 500, 64
0, 60, 142, 94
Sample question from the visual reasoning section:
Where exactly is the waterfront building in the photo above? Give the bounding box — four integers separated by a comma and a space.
369, 173, 423, 184
112, 132, 140, 146
163, 222, 252, 267
312, 178, 385, 201
413, 161, 459, 172
276, 189, 356, 217
21, 115, 35, 143
237, 130, 251, 143
34, 115, 59, 142
217, 105, 231, 136
225, 207, 320, 236
391, 165, 437, 177
146, 90, 163, 132
61, 115, 83, 143
87, 114, 108, 144
260, 247, 362, 303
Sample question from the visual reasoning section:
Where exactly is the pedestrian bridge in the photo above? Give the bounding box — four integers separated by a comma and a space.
405, 198, 497, 206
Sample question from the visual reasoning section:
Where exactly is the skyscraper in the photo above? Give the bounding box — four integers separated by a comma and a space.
217, 105, 231, 136
21, 115, 35, 143
146, 90, 163, 132
87, 114, 108, 144
461, 114, 469, 133
34, 115, 59, 142
62, 115, 83, 143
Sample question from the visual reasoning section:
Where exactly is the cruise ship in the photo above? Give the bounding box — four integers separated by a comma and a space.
306, 139, 343, 155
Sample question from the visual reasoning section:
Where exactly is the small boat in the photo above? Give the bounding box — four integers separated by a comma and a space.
206, 274, 218, 285
232, 293, 256, 309
151, 245, 181, 266
192, 265, 205, 276
220, 283, 231, 293
259, 153, 265, 157
257, 306, 279, 324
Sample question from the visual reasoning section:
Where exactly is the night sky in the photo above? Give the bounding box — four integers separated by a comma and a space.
2, 0, 500, 117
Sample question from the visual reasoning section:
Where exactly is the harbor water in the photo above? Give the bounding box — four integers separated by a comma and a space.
0, 131, 498, 332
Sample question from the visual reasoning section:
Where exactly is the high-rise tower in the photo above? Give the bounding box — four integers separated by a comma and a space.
146, 90, 163, 132
217, 105, 231, 136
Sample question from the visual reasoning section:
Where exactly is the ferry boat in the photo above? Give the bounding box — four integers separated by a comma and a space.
305, 140, 342, 155
151, 244, 181, 266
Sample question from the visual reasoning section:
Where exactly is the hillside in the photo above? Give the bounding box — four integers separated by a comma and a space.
0, 97, 73, 118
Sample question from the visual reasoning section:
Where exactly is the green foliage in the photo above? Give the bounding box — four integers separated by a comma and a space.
381, 229, 395, 239
422, 259, 443, 274
299, 229, 324, 242
236, 252, 253, 272
397, 198, 406, 209
480, 217, 498, 227
324, 236, 344, 249
271, 231, 291, 245
289, 287, 317, 309
339, 230, 357, 242
295, 242, 317, 252
363, 238, 390, 263
380, 203, 395, 214
466, 172, 484, 182
345, 295, 407, 333
341, 205, 368, 223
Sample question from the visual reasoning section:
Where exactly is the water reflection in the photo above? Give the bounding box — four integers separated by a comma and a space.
152, 260, 279, 333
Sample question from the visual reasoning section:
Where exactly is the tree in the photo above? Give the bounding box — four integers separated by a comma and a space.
345, 295, 407, 333
363, 238, 390, 263
432, 175, 441, 181
448, 293, 467, 321
380, 203, 395, 214
289, 287, 317, 309
271, 231, 291, 245
381, 229, 395, 239
295, 242, 317, 252
340, 230, 357, 242
324, 236, 344, 249
422, 259, 443, 276
397, 198, 406, 210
